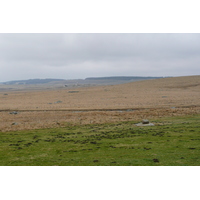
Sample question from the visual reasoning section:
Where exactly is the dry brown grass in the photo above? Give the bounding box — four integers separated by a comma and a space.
0, 75, 200, 131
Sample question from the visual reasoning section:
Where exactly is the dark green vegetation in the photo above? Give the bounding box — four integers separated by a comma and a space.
0, 115, 200, 166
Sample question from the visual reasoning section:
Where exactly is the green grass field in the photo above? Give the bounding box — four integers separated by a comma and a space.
0, 115, 200, 166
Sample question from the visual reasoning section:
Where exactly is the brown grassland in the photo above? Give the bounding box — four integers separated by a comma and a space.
0, 75, 200, 132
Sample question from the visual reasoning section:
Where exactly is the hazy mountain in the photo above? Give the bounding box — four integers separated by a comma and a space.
85, 76, 163, 81
1, 76, 165, 86
2, 78, 65, 85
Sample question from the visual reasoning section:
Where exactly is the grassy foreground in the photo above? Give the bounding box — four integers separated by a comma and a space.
0, 115, 200, 166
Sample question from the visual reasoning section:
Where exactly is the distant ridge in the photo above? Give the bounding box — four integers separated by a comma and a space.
1, 76, 163, 85
85, 76, 164, 81
1, 76, 165, 86
2, 78, 65, 85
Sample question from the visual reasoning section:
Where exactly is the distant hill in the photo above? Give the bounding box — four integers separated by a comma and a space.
1, 76, 165, 86
86, 76, 164, 81
83, 76, 164, 85
2, 78, 65, 85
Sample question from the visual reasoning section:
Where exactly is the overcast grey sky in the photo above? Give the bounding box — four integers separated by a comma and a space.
0, 33, 199, 82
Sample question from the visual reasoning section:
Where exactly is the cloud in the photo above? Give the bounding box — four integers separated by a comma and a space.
0, 33, 200, 82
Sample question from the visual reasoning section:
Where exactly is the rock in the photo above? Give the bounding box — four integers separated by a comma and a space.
136, 119, 154, 127
54, 101, 62, 104
12, 122, 18, 125
10, 111, 18, 115
142, 119, 149, 124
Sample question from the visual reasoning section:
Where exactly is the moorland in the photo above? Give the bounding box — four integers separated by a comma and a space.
0, 75, 200, 165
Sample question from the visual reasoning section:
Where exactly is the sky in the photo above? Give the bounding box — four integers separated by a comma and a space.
0, 33, 200, 82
